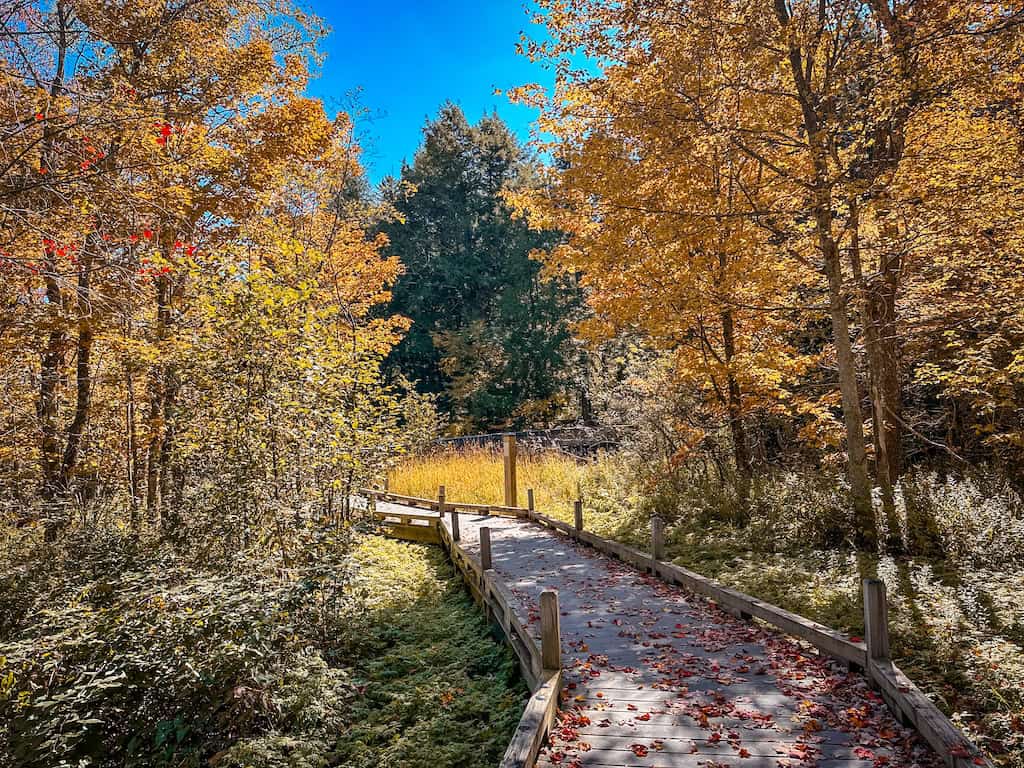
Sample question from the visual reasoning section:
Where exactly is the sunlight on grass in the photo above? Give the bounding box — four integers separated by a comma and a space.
388, 447, 584, 517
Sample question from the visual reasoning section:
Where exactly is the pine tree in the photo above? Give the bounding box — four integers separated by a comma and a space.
381, 105, 579, 430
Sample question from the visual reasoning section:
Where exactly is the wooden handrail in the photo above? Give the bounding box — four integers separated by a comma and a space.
499, 671, 561, 768
436, 516, 557, 760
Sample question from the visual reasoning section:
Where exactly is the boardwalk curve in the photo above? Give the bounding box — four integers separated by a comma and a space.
441, 512, 942, 768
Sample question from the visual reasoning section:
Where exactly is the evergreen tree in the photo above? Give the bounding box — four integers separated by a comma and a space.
381, 105, 578, 430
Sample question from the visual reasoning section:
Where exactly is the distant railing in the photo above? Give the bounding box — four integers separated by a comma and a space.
434, 425, 628, 457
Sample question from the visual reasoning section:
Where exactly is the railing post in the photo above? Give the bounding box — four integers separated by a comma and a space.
863, 578, 890, 662
651, 515, 664, 560
441, 485, 458, 542
383, 476, 389, 491
527, 488, 534, 517
503, 434, 518, 507
480, 526, 492, 571
573, 499, 583, 532
540, 589, 561, 672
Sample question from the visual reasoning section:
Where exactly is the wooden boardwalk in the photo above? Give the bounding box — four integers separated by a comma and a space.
374, 500, 944, 768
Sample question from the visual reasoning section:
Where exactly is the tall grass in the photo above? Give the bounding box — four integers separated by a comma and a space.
387, 447, 584, 517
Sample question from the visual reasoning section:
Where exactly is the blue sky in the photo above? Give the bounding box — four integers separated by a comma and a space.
305, 1, 553, 185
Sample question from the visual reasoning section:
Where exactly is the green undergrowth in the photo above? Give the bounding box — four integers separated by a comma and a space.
0, 523, 526, 768
325, 536, 526, 768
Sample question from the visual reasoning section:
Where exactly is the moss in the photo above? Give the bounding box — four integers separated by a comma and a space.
331, 537, 527, 768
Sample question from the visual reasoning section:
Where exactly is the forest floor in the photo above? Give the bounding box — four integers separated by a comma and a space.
0, 526, 526, 768
389, 449, 1024, 767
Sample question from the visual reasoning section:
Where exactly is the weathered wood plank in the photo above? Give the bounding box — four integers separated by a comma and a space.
500, 671, 561, 768
870, 659, 992, 768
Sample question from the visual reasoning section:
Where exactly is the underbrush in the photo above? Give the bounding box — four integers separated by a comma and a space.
0, 515, 525, 768
390, 448, 1024, 766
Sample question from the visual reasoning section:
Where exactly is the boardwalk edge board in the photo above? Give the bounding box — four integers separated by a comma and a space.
436, 518, 562, 767
364, 489, 991, 768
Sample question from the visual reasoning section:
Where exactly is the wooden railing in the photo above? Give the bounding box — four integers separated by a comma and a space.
437, 516, 561, 768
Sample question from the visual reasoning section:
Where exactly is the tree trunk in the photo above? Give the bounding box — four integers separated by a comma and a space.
158, 373, 180, 536
864, 269, 903, 551
720, 308, 753, 522
773, 0, 876, 548
59, 249, 95, 493
146, 270, 173, 522
39, 265, 65, 539
820, 236, 876, 548
849, 199, 904, 552
38, 3, 70, 541
126, 364, 141, 528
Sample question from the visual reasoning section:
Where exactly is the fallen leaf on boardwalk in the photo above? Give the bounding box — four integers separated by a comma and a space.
631, 744, 649, 756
